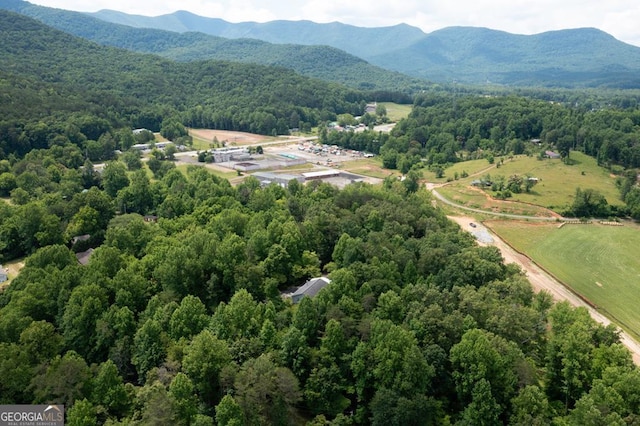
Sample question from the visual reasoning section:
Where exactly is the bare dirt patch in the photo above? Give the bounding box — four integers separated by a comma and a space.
1, 259, 24, 291
189, 129, 272, 146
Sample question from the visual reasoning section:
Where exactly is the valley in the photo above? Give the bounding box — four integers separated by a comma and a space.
2, 2, 640, 424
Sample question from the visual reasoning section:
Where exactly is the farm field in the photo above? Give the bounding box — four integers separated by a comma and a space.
175, 163, 238, 181
486, 220, 640, 338
439, 151, 623, 213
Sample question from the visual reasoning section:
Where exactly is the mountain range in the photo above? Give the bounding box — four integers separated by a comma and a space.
5, 0, 640, 88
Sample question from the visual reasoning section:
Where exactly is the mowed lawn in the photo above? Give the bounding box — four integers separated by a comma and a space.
488, 220, 640, 336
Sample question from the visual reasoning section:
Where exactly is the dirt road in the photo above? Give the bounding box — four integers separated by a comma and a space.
449, 216, 640, 365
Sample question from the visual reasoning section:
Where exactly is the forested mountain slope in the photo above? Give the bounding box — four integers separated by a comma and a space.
0, 9, 374, 157
2, 4, 640, 425
0, 0, 427, 92
371, 26, 640, 87
86, 4, 640, 88
88, 8, 427, 58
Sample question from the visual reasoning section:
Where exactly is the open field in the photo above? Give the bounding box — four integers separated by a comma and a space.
439, 152, 623, 213
486, 220, 640, 338
437, 184, 559, 217
188, 128, 278, 150
422, 159, 495, 183
378, 102, 412, 122
340, 158, 397, 179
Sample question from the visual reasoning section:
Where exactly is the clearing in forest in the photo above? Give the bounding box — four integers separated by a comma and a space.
439, 152, 622, 214
188, 129, 275, 150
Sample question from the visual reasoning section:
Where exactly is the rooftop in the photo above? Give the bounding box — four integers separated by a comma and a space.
291, 277, 331, 300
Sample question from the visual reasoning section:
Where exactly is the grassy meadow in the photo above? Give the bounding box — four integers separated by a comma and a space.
438, 152, 623, 213
487, 220, 640, 337
378, 102, 412, 122
341, 158, 397, 179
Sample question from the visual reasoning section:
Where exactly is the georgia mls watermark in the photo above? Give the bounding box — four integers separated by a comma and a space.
0, 405, 64, 426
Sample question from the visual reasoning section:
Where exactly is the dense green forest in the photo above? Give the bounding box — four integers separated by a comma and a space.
0, 9, 396, 159
2, 154, 639, 424
2, 7, 640, 425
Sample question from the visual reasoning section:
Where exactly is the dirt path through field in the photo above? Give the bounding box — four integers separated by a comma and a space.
449, 216, 640, 365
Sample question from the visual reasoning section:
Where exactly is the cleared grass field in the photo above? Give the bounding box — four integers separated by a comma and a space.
487, 220, 640, 337
422, 159, 495, 182
441, 152, 623, 213
341, 158, 397, 179
378, 102, 412, 122
438, 185, 556, 217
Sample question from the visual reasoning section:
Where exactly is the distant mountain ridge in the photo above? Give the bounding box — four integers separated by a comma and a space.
89, 9, 427, 59
0, 0, 426, 93
87, 7, 640, 88
6, 0, 640, 88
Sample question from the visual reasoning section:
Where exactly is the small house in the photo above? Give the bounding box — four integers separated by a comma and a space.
0, 266, 7, 283
291, 277, 331, 303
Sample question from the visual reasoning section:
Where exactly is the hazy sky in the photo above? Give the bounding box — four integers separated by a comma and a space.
29, 0, 640, 46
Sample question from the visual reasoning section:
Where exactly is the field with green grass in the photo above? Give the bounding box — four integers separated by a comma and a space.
422, 159, 495, 183
378, 102, 412, 122
341, 158, 397, 179
439, 152, 623, 213
487, 220, 640, 337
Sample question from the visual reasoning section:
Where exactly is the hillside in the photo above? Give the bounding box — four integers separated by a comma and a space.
89, 8, 427, 58
86, 5, 640, 88
0, 0, 427, 93
370, 26, 640, 87
0, 9, 371, 157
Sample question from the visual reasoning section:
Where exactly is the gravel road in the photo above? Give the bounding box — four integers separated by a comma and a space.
448, 216, 640, 365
